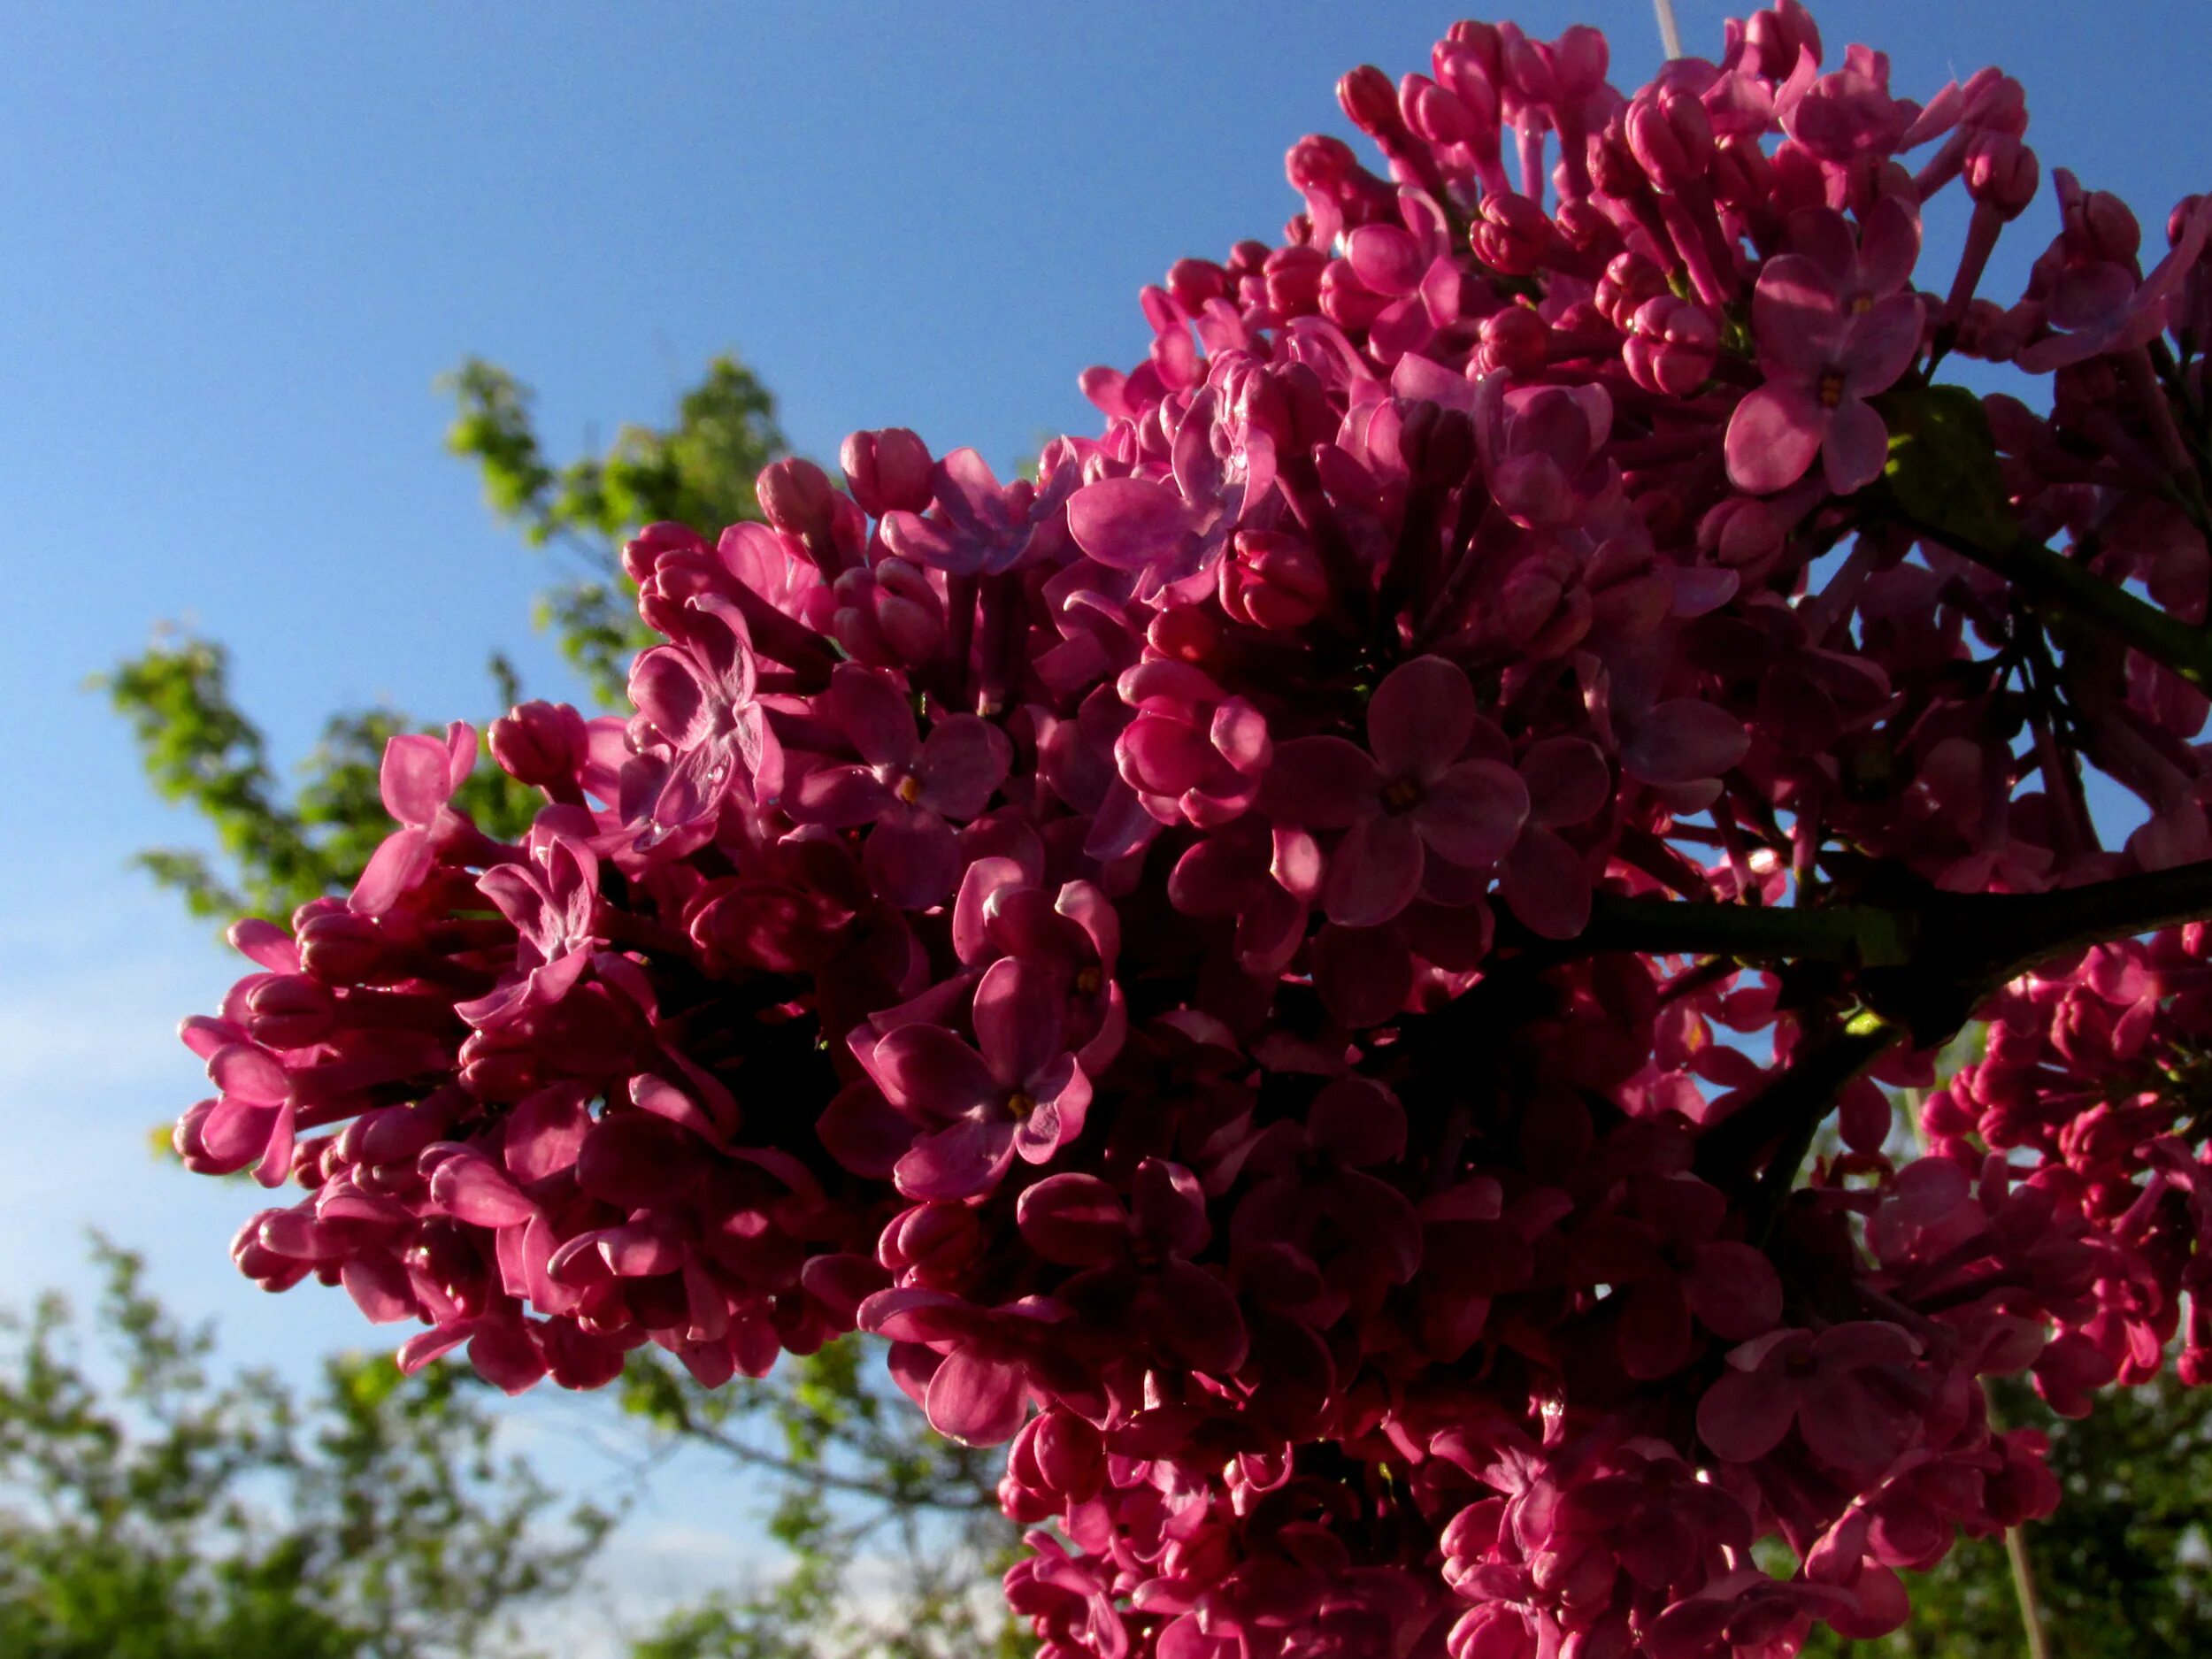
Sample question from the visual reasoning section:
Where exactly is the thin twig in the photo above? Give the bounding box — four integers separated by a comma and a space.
1905, 513, 2212, 694
2004, 1525, 2054, 1659
1653, 0, 1685, 60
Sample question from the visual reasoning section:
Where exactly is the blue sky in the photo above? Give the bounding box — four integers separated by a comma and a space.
2, 0, 2208, 1635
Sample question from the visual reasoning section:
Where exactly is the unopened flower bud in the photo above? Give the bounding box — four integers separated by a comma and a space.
1471, 192, 1554, 275
1966, 134, 2039, 220
1319, 257, 1391, 331
1742, 1, 1821, 81
1263, 244, 1328, 319
489, 699, 590, 790
1338, 65, 1404, 139
1165, 257, 1230, 316
1401, 73, 1479, 147
839, 427, 933, 518
1476, 305, 1551, 375
297, 910, 387, 986
1597, 251, 1671, 329
1221, 530, 1328, 630
621, 521, 707, 586
1498, 24, 1558, 104
1624, 87, 1713, 192
242, 974, 336, 1050
1624, 296, 1720, 396
757, 457, 837, 543
1285, 134, 1356, 195
1554, 199, 1624, 263
1443, 20, 1503, 81
1551, 25, 1609, 96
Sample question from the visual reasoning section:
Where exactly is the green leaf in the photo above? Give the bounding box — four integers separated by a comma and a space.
1877, 381, 2022, 550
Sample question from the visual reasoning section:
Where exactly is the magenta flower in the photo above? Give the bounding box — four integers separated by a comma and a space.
786, 663, 1012, 906
349, 722, 477, 915
879, 447, 1078, 577
859, 1286, 1086, 1446
1697, 1321, 1925, 1475
1264, 656, 1529, 926
1725, 206, 1924, 495
626, 593, 781, 844
2016, 192, 2212, 371
872, 958, 1092, 1201
1015, 1159, 1248, 1376
455, 824, 601, 1030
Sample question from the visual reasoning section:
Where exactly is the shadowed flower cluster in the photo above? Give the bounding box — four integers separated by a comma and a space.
173, 6, 2212, 1655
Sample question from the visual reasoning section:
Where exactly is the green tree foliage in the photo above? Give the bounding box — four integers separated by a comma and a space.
441, 356, 782, 703
0, 1239, 611, 1659
101, 352, 1012, 1649
96, 634, 538, 922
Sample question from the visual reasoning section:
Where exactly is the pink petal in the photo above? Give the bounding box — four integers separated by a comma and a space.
428, 1153, 538, 1228
1260, 736, 1380, 828
1017, 1173, 1129, 1266
1724, 381, 1826, 495
1622, 700, 1749, 785
1015, 1055, 1090, 1162
1696, 1364, 1797, 1463
1368, 656, 1476, 780
504, 1084, 591, 1184
826, 662, 918, 766
1310, 922, 1413, 1025
1686, 1242, 1784, 1341
872, 1024, 1001, 1120
1752, 256, 1847, 376
926, 1348, 1029, 1446
1346, 223, 1425, 296
818, 1082, 918, 1179
788, 762, 892, 827
1308, 1078, 1407, 1166
468, 1320, 548, 1395
1499, 825, 1592, 940
1066, 476, 1199, 570
1857, 196, 1922, 299
201, 1095, 280, 1169
1801, 1373, 1916, 1473
1132, 1158, 1210, 1258
1821, 396, 1890, 495
1416, 760, 1530, 868
349, 827, 432, 915
380, 732, 457, 826
952, 856, 1032, 964
626, 648, 710, 749
1323, 811, 1424, 927
863, 803, 962, 908
974, 956, 1067, 1090
228, 918, 301, 974
341, 1252, 417, 1325
209, 1041, 288, 1103
1518, 736, 1611, 827
858, 1286, 977, 1346
895, 1115, 1019, 1200
918, 715, 1013, 818
1839, 293, 1923, 396
397, 1321, 476, 1375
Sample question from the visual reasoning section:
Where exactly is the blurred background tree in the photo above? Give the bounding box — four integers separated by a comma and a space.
0, 1236, 610, 1659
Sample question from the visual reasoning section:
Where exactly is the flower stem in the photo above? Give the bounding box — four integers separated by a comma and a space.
1905, 513, 2212, 694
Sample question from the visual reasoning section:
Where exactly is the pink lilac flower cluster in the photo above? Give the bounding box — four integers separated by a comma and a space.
173, 7, 2212, 1655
